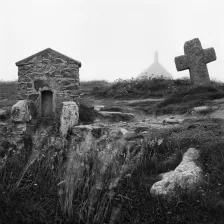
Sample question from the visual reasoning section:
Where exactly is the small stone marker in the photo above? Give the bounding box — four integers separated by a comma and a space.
175, 38, 216, 85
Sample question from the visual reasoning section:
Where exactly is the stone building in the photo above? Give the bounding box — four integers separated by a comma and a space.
16, 48, 81, 118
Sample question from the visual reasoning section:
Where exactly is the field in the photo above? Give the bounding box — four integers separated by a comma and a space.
1, 78, 224, 223
0, 81, 18, 110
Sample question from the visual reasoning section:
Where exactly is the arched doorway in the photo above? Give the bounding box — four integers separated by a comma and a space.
41, 90, 53, 117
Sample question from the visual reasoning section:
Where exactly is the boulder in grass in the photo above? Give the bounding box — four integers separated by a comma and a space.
192, 106, 212, 114
150, 148, 202, 198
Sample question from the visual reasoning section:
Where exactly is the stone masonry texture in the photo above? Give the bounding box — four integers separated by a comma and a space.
175, 38, 216, 86
16, 48, 81, 118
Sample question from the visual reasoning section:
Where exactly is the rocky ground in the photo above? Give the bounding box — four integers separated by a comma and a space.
82, 94, 223, 131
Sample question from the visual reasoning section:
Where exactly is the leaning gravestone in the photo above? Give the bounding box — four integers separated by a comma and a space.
175, 38, 216, 85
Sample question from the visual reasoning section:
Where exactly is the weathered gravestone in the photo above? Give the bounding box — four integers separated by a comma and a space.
175, 38, 216, 85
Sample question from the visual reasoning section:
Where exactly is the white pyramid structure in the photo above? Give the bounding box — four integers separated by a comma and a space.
137, 51, 172, 79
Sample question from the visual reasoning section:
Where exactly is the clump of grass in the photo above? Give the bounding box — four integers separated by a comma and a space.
114, 118, 224, 223
86, 78, 224, 116
91, 78, 174, 99
79, 98, 98, 124
80, 80, 110, 96
0, 146, 63, 223
59, 132, 145, 223
0, 129, 146, 223
153, 84, 224, 115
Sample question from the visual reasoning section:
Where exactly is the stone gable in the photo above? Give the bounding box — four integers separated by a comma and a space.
16, 48, 81, 118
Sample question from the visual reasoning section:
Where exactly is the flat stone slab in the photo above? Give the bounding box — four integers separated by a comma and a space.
98, 111, 135, 122
163, 117, 183, 124
193, 106, 211, 113
94, 105, 105, 111
117, 98, 164, 106
72, 124, 108, 141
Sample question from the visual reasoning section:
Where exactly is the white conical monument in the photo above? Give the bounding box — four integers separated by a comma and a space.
137, 51, 172, 79
154, 50, 159, 63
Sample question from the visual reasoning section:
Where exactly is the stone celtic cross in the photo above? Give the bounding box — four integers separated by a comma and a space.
175, 38, 216, 85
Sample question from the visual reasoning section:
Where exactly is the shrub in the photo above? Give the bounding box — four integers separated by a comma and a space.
91, 78, 174, 99
152, 84, 224, 115
79, 99, 98, 123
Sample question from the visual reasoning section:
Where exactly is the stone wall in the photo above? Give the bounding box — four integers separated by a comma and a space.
16, 49, 81, 117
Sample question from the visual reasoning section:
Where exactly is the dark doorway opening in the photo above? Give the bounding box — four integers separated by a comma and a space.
41, 90, 53, 117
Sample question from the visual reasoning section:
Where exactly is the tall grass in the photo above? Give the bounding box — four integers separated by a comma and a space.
59, 132, 146, 223
1, 118, 224, 223
0, 131, 146, 223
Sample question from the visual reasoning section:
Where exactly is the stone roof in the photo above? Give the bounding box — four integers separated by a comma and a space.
16, 48, 81, 67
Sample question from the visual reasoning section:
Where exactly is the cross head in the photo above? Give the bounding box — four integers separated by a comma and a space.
175, 38, 216, 85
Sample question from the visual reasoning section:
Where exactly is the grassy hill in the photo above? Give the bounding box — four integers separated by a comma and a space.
84, 77, 224, 99
81, 78, 224, 115
0, 81, 18, 100
0, 81, 18, 109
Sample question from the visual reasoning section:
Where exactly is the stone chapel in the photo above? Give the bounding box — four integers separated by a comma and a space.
15, 48, 81, 118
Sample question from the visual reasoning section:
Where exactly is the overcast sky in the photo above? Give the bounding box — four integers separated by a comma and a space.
1, 0, 223, 82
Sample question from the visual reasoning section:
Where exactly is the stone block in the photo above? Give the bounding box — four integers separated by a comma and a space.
72, 123, 107, 142
150, 148, 202, 198
60, 101, 79, 136
28, 94, 39, 101
34, 79, 49, 91
11, 100, 37, 123
98, 111, 135, 122
65, 85, 79, 90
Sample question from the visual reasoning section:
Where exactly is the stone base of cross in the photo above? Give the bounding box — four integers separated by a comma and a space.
175, 38, 216, 86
